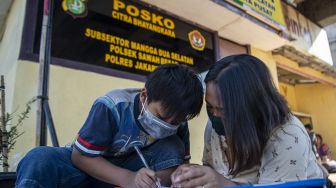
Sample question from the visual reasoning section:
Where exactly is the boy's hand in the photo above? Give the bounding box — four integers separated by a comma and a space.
126, 168, 158, 188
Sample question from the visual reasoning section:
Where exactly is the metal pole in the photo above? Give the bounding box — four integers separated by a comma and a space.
43, 102, 59, 146
36, 0, 49, 146
42, 0, 58, 147
37, 0, 56, 146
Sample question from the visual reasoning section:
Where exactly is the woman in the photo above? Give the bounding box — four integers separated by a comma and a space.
316, 134, 331, 162
171, 54, 324, 187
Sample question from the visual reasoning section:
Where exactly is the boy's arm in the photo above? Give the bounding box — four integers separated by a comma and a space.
71, 147, 135, 187
72, 148, 158, 187
73, 99, 158, 187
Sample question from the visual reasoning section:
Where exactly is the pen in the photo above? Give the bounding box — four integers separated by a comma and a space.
134, 145, 149, 168
133, 145, 161, 188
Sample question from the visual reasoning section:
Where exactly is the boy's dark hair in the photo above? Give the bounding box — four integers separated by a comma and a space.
145, 64, 203, 123
316, 134, 323, 142
205, 54, 291, 176
305, 123, 313, 131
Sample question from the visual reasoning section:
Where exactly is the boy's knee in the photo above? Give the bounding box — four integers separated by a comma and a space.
158, 135, 185, 157
18, 146, 60, 170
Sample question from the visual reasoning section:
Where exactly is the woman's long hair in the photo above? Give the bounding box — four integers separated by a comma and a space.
205, 54, 291, 176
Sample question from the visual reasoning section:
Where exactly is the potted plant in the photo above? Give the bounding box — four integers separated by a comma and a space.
0, 75, 35, 187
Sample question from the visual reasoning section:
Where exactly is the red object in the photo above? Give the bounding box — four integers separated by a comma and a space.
77, 136, 106, 151
44, 0, 49, 15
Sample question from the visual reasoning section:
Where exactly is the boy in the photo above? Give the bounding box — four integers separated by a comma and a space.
16, 64, 204, 188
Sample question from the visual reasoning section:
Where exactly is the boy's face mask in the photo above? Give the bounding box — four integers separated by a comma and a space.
207, 108, 225, 136
138, 97, 179, 139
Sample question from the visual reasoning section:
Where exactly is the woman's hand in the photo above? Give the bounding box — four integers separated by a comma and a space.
171, 164, 233, 188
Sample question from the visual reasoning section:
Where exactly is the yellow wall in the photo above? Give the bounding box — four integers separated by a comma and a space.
250, 47, 279, 87
274, 55, 336, 159
278, 83, 298, 111
0, 0, 26, 113
295, 83, 336, 159
188, 104, 207, 164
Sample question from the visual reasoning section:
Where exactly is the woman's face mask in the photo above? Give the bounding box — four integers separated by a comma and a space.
206, 82, 225, 136
138, 97, 179, 139
207, 108, 225, 136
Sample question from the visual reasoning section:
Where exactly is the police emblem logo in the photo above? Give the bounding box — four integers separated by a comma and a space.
62, 0, 88, 18
188, 30, 206, 51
